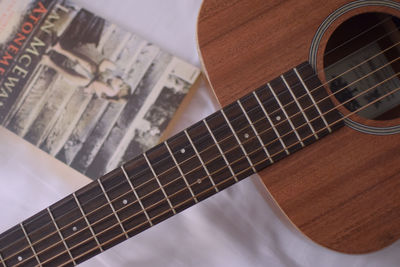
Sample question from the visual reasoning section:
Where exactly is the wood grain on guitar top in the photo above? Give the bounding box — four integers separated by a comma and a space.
197, 0, 400, 253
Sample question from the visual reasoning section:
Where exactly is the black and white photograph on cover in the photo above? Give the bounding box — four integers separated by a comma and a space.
1, 0, 200, 179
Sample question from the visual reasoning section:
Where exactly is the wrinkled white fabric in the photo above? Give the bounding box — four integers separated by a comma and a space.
0, 1, 399, 266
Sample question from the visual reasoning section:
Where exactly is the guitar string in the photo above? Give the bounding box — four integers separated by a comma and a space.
8, 17, 400, 266
1, 20, 398, 252
12, 71, 400, 266
323, 16, 391, 57
9, 61, 400, 266
4, 34, 400, 266
2, 29, 399, 263
2, 16, 399, 260
26, 81, 400, 267
1, 15, 398, 253
4, 53, 397, 264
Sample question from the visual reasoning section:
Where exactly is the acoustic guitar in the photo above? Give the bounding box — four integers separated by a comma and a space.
1, 0, 400, 266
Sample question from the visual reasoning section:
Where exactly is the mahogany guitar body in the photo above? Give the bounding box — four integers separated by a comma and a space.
197, 0, 400, 254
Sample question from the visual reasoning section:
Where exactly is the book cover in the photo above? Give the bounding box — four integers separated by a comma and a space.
0, 0, 200, 179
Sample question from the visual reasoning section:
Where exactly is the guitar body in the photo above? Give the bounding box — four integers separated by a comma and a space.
197, 0, 400, 254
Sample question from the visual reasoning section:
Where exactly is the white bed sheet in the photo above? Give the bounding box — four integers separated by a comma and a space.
0, 1, 399, 266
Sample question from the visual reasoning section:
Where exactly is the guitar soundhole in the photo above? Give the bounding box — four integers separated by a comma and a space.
324, 12, 400, 121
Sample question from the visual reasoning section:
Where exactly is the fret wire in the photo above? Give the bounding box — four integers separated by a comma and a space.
19, 223, 42, 267
120, 166, 154, 226
184, 129, 219, 192
220, 109, 257, 173
143, 153, 177, 215
46, 208, 76, 266
72, 193, 103, 252
203, 119, 239, 183
294, 67, 332, 133
253, 91, 290, 155
0, 252, 6, 267
164, 141, 199, 203
97, 180, 129, 239
269, 82, 305, 147
281, 75, 319, 140
237, 100, 274, 164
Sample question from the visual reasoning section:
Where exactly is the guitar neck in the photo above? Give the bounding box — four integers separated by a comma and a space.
0, 62, 342, 267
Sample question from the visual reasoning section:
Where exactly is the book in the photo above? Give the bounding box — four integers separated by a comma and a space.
0, 0, 200, 179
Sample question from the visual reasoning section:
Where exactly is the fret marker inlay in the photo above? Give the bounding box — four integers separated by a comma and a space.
72, 193, 103, 252
237, 99, 274, 164
165, 141, 198, 203
17, 256, 22, 262
47, 207, 76, 265
244, 133, 249, 139
276, 116, 281, 121
253, 91, 290, 155
180, 148, 185, 154
269, 82, 304, 148
121, 165, 154, 227
184, 129, 219, 192
97, 179, 129, 239
221, 109, 257, 173
20, 223, 42, 266
122, 199, 128, 205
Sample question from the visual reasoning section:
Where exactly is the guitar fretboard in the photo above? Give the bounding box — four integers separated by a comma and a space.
0, 62, 343, 267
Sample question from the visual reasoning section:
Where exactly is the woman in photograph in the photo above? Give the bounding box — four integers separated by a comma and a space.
41, 9, 131, 102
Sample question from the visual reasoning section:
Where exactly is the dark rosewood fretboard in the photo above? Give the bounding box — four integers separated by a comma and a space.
0, 62, 343, 267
